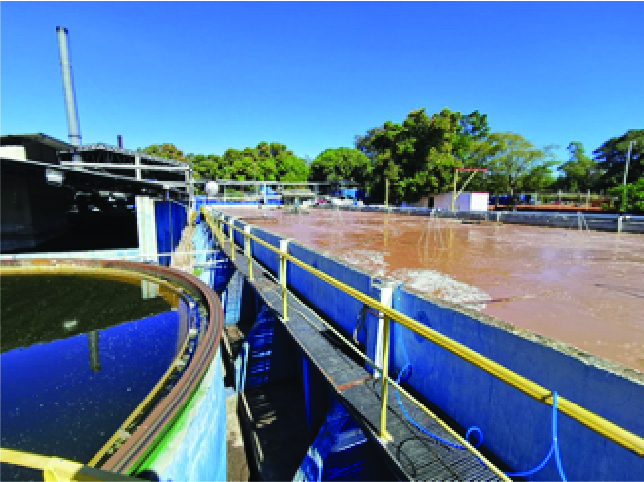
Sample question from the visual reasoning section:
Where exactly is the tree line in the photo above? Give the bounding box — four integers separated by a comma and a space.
139, 109, 643, 212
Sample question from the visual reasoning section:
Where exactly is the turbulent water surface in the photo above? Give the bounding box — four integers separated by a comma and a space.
218, 206, 644, 372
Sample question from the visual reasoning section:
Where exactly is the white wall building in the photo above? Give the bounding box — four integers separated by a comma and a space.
430, 192, 489, 212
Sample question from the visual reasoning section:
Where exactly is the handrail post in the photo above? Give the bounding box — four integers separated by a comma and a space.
244, 225, 253, 280
228, 218, 235, 261
378, 315, 392, 442
279, 239, 289, 320
375, 281, 399, 379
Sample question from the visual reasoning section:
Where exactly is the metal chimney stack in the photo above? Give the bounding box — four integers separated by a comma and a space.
56, 26, 82, 162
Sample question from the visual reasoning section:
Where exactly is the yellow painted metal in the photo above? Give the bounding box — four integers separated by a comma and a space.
280, 253, 288, 321
43, 457, 85, 482
88, 336, 190, 467
244, 230, 254, 281
1, 448, 60, 473
1, 448, 135, 481
1, 448, 81, 481
203, 210, 644, 458
229, 221, 235, 261
378, 315, 392, 442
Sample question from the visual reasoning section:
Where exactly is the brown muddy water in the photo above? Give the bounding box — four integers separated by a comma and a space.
217, 207, 644, 372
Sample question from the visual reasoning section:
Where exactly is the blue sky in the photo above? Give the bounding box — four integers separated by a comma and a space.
2, 1, 642, 163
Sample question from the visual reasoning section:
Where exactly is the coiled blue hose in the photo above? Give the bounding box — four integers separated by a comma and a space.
395, 364, 567, 480
394, 363, 482, 450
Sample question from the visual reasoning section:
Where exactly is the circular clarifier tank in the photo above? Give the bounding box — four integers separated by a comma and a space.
0, 259, 223, 480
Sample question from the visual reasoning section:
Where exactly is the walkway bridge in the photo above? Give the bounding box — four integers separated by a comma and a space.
201, 207, 643, 481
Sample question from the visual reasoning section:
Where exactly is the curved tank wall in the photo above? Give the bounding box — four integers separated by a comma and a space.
0, 259, 226, 481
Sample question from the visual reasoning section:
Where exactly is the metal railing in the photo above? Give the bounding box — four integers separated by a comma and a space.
202, 208, 644, 468
0, 448, 135, 481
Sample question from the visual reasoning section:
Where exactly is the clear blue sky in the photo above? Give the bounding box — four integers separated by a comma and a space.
2, 1, 642, 163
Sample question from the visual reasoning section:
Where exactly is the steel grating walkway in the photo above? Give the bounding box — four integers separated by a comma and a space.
219, 237, 501, 481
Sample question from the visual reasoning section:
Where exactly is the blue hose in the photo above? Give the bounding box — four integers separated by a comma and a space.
395, 361, 567, 481
506, 391, 567, 481
394, 363, 482, 450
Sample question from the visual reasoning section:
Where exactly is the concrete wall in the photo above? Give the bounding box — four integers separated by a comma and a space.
208, 208, 644, 480
430, 192, 489, 212
393, 289, 644, 481
155, 200, 187, 266
142, 351, 227, 482
319, 204, 644, 234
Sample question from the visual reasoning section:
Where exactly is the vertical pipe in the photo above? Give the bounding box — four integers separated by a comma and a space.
302, 356, 311, 431
279, 239, 289, 321
244, 225, 253, 280
56, 27, 82, 159
379, 315, 391, 442
117, 135, 123, 149
451, 169, 458, 212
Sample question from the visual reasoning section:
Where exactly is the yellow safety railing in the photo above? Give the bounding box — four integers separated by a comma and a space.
0, 448, 134, 481
88, 336, 191, 467
202, 208, 644, 464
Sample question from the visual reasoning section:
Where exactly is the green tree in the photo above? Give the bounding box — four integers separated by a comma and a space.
594, 129, 643, 190
482, 132, 557, 202
138, 143, 188, 163
356, 108, 488, 203
557, 141, 600, 192
309, 147, 371, 184
276, 152, 308, 182
608, 177, 644, 213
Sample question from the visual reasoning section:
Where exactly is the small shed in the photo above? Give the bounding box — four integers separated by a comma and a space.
430, 192, 489, 212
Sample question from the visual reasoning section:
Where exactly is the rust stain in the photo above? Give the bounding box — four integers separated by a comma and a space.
336, 375, 373, 391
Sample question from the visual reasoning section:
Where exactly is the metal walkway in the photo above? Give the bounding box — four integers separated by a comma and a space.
218, 236, 501, 481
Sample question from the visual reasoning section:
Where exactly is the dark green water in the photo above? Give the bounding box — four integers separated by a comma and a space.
0, 274, 180, 480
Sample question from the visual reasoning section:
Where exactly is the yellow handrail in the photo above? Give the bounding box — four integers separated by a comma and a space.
88, 335, 191, 467
0, 448, 133, 481
203, 208, 644, 459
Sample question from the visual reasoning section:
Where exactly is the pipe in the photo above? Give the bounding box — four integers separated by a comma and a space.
56, 27, 82, 160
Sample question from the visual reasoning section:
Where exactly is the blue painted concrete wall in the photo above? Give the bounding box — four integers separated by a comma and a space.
207, 209, 644, 480
393, 289, 644, 481
287, 242, 375, 341
155, 200, 187, 266
249, 227, 282, 276
151, 351, 227, 482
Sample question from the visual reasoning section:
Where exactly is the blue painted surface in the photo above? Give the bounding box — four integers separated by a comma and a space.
148, 223, 227, 481
393, 289, 644, 481
155, 200, 187, 266
205, 210, 644, 481
287, 242, 375, 341
195, 196, 271, 212
245, 303, 298, 387
156, 351, 227, 482
249, 227, 281, 276
294, 397, 393, 482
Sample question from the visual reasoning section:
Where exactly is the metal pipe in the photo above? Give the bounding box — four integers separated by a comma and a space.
56, 27, 82, 160
622, 140, 635, 212
379, 315, 392, 442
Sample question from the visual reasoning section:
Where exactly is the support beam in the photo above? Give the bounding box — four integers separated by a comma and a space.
136, 196, 157, 264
